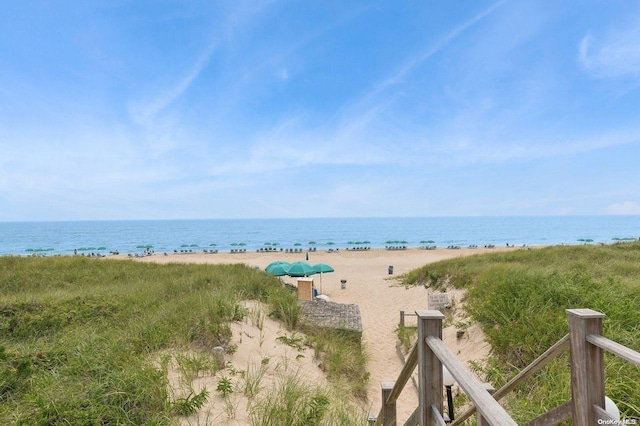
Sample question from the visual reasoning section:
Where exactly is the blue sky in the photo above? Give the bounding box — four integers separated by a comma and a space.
1, 1, 640, 221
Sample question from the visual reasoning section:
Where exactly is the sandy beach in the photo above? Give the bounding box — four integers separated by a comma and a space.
125, 246, 516, 423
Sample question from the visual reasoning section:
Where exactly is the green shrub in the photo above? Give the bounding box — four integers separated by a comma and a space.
401, 242, 640, 420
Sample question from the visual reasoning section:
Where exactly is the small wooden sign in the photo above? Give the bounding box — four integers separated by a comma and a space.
428, 293, 450, 310
297, 278, 314, 301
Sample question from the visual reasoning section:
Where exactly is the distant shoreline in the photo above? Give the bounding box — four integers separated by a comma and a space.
1, 216, 638, 257
3, 244, 537, 258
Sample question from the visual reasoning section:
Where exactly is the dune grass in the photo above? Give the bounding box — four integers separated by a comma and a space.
0, 256, 369, 425
304, 328, 370, 401
402, 242, 640, 422
247, 366, 369, 426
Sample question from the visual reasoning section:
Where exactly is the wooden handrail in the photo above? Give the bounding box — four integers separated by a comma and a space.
426, 335, 518, 426
401, 405, 446, 426
400, 310, 418, 327
374, 343, 418, 425
430, 405, 447, 426
388, 343, 418, 404
586, 334, 640, 366
593, 404, 617, 422
403, 406, 419, 426
451, 334, 570, 426
376, 308, 637, 426
523, 400, 573, 426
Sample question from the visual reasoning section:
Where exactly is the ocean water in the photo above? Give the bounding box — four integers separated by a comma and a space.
0, 216, 638, 256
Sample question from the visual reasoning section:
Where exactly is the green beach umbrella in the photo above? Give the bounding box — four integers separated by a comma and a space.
266, 260, 289, 268
266, 264, 289, 276
209, 243, 217, 247
294, 243, 302, 246
308, 241, 316, 245
312, 263, 334, 274
287, 261, 316, 277
265, 261, 290, 276
312, 263, 334, 294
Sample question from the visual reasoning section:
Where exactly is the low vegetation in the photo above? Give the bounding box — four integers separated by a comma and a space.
0, 256, 369, 425
403, 242, 640, 422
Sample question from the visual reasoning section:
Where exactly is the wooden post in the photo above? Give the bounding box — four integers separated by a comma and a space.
417, 310, 444, 426
400, 310, 405, 328
567, 309, 606, 426
381, 382, 396, 426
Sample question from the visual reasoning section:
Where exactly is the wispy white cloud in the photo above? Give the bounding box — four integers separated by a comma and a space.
357, 0, 506, 106
604, 201, 640, 215
277, 68, 289, 81
206, 111, 392, 177
128, 39, 218, 126
6, 1, 640, 220
205, 103, 640, 180
127, 0, 281, 127
293, 0, 509, 172
428, 122, 640, 167
578, 20, 640, 79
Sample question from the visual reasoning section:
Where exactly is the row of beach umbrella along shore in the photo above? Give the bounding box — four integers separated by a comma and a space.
25, 240, 425, 254
23, 236, 640, 255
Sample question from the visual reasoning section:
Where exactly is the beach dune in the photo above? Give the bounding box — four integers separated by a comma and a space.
130, 246, 509, 422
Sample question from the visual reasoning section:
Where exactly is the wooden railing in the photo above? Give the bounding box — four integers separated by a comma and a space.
372, 308, 640, 426
399, 310, 417, 328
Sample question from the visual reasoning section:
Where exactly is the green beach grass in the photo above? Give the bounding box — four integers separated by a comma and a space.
0, 256, 369, 425
4, 243, 640, 424
402, 241, 640, 422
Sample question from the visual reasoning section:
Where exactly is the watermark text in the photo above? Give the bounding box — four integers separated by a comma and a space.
597, 419, 638, 425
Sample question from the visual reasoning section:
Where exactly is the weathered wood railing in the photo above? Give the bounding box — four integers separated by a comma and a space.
372, 308, 640, 426
399, 310, 417, 328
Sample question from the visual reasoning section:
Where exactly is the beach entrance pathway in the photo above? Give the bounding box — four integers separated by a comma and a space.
135, 246, 499, 423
